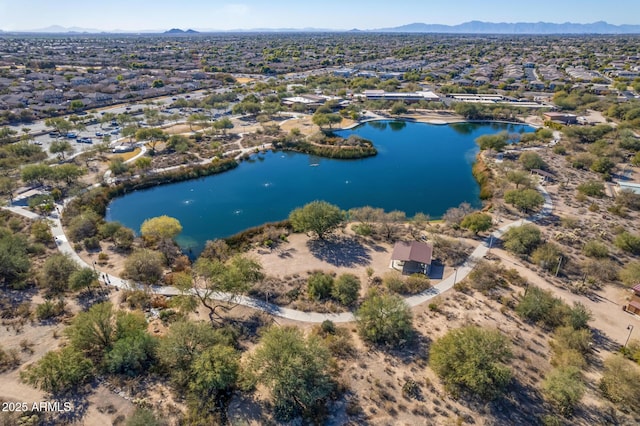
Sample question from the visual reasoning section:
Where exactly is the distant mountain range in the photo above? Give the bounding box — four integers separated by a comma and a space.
374, 21, 640, 34
2, 21, 640, 35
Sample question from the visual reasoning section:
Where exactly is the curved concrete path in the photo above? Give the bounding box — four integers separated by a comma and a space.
2, 184, 552, 324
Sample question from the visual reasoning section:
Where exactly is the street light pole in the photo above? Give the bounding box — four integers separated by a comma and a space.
625, 324, 634, 348
453, 268, 458, 285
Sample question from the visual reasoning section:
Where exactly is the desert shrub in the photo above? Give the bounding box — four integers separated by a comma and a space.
551, 347, 587, 370
104, 330, 158, 377
581, 259, 619, 285
125, 408, 163, 426
531, 243, 564, 272
552, 326, 592, 356
516, 286, 569, 329
83, 236, 101, 251
331, 274, 360, 306
614, 231, 640, 255
356, 291, 413, 346
21, 347, 93, 394
35, 299, 66, 321
576, 180, 605, 198
383, 270, 407, 294
600, 355, 640, 412
467, 261, 506, 293
429, 326, 513, 400
582, 240, 609, 258
620, 261, 640, 286
307, 272, 334, 301
616, 189, 640, 211
542, 366, 584, 416
405, 273, 431, 294
0, 345, 20, 372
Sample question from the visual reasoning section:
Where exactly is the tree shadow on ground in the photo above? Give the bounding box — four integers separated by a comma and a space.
76, 287, 111, 310
307, 236, 372, 267
486, 380, 548, 426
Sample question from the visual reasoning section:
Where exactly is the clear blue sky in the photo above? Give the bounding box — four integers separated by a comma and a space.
1, 0, 639, 31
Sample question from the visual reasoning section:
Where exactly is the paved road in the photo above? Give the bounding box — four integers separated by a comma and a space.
2, 184, 552, 324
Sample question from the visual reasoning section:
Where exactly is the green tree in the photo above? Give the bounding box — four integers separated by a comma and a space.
429, 326, 513, 400
30, 219, 53, 244
123, 249, 165, 285
356, 291, 413, 346
519, 151, 547, 170
0, 228, 31, 288
109, 157, 129, 175
140, 215, 183, 243
542, 366, 584, 416
188, 345, 239, 411
307, 272, 334, 301
113, 226, 135, 251
21, 347, 93, 394
502, 224, 542, 255
244, 326, 334, 421
289, 201, 344, 240
475, 132, 508, 152
69, 100, 84, 111
40, 253, 78, 294
135, 127, 166, 154
460, 212, 492, 234
105, 330, 157, 377
157, 320, 234, 389
49, 140, 73, 160
51, 163, 85, 186
331, 273, 361, 306
192, 255, 263, 324
504, 188, 545, 212
506, 170, 532, 189
21, 163, 52, 186
390, 102, 408, 115
68, 267, 98, 293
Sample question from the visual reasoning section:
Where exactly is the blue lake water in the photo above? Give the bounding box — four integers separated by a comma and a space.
106, 121, 533, 254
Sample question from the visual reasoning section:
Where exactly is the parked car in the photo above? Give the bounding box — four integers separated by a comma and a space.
48, 132, 59, 138
95, 132, 103, 137
110, 129, 119, 135
78, 137, 93, 144
66, 132, 77, 139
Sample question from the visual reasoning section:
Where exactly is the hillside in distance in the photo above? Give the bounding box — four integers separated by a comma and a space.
375, 20, 640, 34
